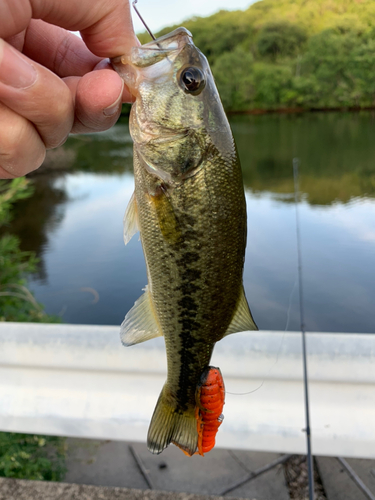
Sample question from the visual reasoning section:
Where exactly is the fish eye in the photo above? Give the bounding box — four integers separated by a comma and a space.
180, 67, 205, 95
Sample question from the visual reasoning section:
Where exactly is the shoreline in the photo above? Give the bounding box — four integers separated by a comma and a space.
121, 105, 375, 118
227, 105, 375, 116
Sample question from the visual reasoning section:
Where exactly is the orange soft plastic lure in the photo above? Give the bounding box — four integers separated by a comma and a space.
195, 366, 225, 456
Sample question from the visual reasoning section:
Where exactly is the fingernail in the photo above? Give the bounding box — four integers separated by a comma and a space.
103, 84, 123, 117
0, 39, 37, 89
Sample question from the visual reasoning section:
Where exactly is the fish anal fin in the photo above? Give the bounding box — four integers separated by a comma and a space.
123, 192, 139, 245
147, 385, 198, 456
223, 286, 258, 337
120, 286, 163, 346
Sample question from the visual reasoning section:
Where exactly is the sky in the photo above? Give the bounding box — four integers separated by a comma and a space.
130, 0, 257, 34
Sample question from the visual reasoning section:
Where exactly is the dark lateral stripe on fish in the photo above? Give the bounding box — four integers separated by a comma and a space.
175, 241, 203, 410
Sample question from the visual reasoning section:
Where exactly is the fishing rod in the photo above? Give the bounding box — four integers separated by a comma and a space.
293, 158, 315, 500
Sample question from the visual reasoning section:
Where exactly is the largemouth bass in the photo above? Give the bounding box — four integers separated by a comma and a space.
112, 28, 257, 456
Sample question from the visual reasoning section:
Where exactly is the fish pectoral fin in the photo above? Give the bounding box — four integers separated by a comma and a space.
223, 286, 258, 337
148, 385, 198, 456
120, 286, 163, 346
123, 192, 139, 245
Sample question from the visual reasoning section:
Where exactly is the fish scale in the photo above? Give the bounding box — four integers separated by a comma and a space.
112, 27, 257, 456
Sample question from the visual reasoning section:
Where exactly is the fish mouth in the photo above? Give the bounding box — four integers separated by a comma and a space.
113, 28, 193, 70
141, 28, 193, 51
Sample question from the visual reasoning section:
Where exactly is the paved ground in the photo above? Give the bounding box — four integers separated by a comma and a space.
1, 438, 375, 499
64, 438, 375, 500
0, 477, 249, 500
65, 439, 289, 499
315, 456, 375, 500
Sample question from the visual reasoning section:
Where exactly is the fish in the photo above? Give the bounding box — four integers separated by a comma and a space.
112, 27, 257, 456
195, 366, 225, 456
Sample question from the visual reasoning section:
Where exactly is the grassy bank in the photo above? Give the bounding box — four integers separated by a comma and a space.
0, 179, 66, 481
0, 433, 66, 481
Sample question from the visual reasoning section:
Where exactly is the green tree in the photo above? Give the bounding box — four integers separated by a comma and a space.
147, 10, 252, 65
300, 29, 356, 105
256, 21, 307, 60
212, 47, 254, 111
252, 63, 294, 108
347, 30, 375, 106
137, 0, 375, 112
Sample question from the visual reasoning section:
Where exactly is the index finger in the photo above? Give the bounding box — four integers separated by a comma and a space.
0, 0, 138, 57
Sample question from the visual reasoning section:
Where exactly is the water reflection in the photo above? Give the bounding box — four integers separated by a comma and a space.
7, 112, 375, 332
6, 172, 68, 282
5, 121, 133, 264
233, 112, 375, 204
244, 194, 375, 333
27, 173, 144, 326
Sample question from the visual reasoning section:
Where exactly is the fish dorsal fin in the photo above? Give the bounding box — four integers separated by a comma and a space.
121, 286, 163, 346
223, 286, 258, 337
123, 192, 139, 245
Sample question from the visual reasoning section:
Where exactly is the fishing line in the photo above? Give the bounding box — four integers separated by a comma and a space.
227, 274, 298, 397
225, 381, 264, 396
284, 275, 298, 332
293, 157, 315, 500
226, 259, 298, 397
132, 0, 169, 58
132, 0, 156, 40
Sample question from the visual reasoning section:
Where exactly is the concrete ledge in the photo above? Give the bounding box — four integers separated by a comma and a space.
0, 478, 248, 500
0, 322, 374, 458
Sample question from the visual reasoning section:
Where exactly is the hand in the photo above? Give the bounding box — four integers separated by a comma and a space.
0, 0, 138, 179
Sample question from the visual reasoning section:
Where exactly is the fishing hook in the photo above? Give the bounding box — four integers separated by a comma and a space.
132, 0, 156, 40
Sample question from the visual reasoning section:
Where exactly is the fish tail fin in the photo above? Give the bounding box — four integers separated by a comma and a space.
147, 384, 197, 456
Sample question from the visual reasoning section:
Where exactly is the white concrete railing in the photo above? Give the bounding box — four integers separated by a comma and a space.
0, 322, 374, 459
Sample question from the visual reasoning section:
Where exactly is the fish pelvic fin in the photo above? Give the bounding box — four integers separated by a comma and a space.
120, 286, 163, 346
147, 385, 198, 456
123, 192, 139, 245
223, 285, 258, 337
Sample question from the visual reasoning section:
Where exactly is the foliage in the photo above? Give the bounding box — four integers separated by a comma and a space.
0, 433, 66, 481
138, 0, 375, 112
253, 63, 294, 108
0, 178, 60, 322
139, 10, 251, 65
212, 47, 254, 111
256, 21, 307, 59
0, 178, 34, 225
0, 181, 66, 482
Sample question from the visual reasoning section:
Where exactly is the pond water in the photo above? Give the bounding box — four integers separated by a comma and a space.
10, 112, 375, 333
